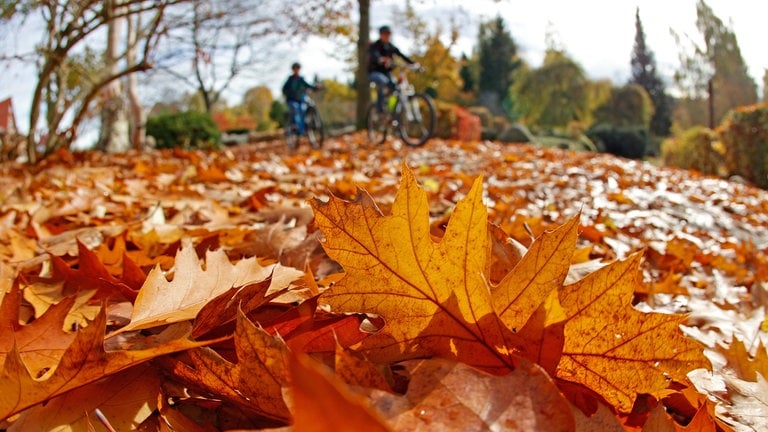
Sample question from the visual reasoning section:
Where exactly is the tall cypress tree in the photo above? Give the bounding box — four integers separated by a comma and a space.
477, 16, 520, 115
630, 7, 672, 136
459, 53, 475, 93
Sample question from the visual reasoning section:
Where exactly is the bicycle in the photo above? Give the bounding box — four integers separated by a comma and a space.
366, 64, 436, 147
285, 93, 324, 150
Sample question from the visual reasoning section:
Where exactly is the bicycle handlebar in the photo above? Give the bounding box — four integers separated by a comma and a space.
402, 63, 425, 73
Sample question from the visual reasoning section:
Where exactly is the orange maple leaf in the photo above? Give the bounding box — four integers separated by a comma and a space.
311, 164, 520, 372
312, 163, 709, 415
556, 253, 709, 412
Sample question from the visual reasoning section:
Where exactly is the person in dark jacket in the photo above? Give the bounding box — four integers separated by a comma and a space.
282, 62, 319, 135
368, 25, 417, 113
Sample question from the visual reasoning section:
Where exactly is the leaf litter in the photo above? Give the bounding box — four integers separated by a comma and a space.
0, 133, 765, 430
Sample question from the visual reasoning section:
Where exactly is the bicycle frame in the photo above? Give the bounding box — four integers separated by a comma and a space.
287, 96, 317, 130
394, 66, 422, 123
285, 90, 324, 150
367, 63, 435, 146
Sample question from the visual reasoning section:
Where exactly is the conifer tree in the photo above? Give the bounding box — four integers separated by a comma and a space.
459, 54, 475, 93
477, 16, 520, 115
630, 7, 671, 136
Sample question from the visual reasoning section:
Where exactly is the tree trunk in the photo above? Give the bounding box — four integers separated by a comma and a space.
707, 78, 715, 129
355, 0, 370, 130
126, 13, 146, 150
97, 0, 130, 153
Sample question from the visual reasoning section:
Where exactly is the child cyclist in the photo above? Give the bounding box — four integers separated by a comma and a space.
282, 62, 320, 135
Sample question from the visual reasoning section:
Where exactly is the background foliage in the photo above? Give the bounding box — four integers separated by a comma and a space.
145, 110, 220, 149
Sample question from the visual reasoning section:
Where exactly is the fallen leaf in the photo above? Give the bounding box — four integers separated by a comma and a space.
7, 363, 160, 431
556, 253, 709, 412
721, 373, 768, 431
290, 353, 391, 432
116, 240, 290, 333
493, 215, 578, 334
334, 343, 393, 392
0, 306, 211, 421
571, 402, 625, 432
368, 358, 576, 431
160, 310, 292, 423
0, 283, 76, 378
714, 338, 768, 382
311, 164, 519, 372
673, 400, 719, 432
191, 278, 281, 339
49, 239, 137, 301
0, 263, 14, 310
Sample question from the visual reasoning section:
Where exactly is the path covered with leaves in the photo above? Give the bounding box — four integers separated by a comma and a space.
0, 133, 766, 431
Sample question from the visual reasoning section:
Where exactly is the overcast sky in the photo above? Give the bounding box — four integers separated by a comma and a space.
288, 0, 766, 96
2, 1, 766, 135
299, 0, 766, 89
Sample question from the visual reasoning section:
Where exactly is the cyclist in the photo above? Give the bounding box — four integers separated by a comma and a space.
282, 62, 320, 136
369, 25, 417, 113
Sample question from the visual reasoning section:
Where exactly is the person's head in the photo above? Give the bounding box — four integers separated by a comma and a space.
291, 62, 301, 75
379, 25, 391, 42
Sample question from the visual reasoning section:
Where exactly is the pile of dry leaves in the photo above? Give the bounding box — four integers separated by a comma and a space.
0, 133, 765, 431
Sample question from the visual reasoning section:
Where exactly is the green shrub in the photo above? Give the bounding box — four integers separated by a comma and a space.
661, 126, 722, 176
269, 100, 288, 128
586, 124, 648, 159
592, 83, 654, 129
719, 103, 768, 188
146, 111, 221, 150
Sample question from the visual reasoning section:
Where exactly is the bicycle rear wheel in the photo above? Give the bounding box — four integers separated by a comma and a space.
397, 93, 436, 146
366, 104, 388, 145
306, 107, 324, 149
285, 125, 299, 151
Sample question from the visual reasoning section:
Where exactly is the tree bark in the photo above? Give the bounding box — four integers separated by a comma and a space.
97, 0, 130, 153
707, 78, 715, 129
355, 0, 370, 130
126, 12, 146, 150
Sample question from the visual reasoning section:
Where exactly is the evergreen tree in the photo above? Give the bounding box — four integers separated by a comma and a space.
630, 7, 671, 136
477, 16, 520, 115
459, 53, 475, 93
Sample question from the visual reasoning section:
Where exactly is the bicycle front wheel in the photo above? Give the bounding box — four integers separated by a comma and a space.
366, 104, 388, 145
306, 107, 324, 149
397, 93, 436, 147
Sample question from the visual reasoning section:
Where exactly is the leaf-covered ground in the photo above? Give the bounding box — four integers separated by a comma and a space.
0, 133, 766, 431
